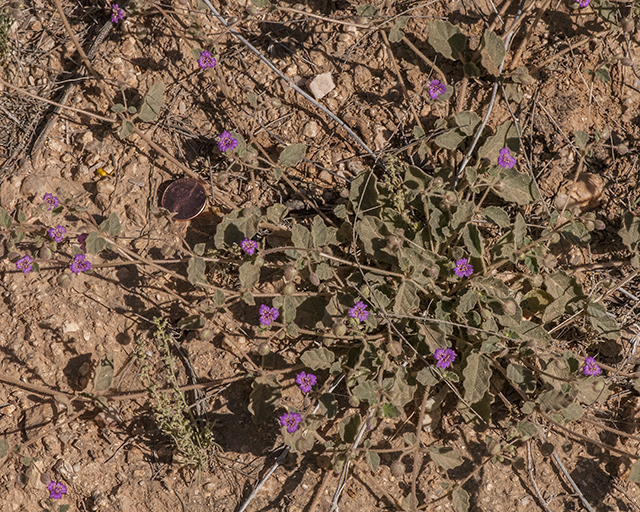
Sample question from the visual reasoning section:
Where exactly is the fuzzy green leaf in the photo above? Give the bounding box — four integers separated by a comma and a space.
319, 393, 337, 418
0, 439, 8, 458
628, 460, 640, 482
507, 364, 536, 393
99, 212, 121, 236
119, 120, 134, 139
619, 212, 640, 253
463, 223, 484, 258
266, 203, 288, 224
393, 281, 419, 315
111, 103, 126, 113
339, 413, 362, 443
85, 232, 106, 254
0, 208, 11, 228
455, 111, 481, 136
587, 302, 620, 340
480, 206, 510, 228
452, 489, 470, 512
463, 352, 492, 404
239, 261, 261, 289
93, 352, 114, 392
301, 347, 335, 370
494, 167, 539, 206
516, 420, 538, 441
479, 29, 505, 76
248, 374, 281, 424
279, 143, 307, 167
138, 81, 164, 123
187, 257, 207, 285
177, 315, 205, 330
477, 121, 519, 164
349, 170, 380, 216
365, 450, 380, 472
389, 16, 409, 43
428, 445, 464, 470
353, 381, 379, 404
428, 20, 466, 61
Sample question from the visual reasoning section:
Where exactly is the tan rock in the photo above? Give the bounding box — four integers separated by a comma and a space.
554, 172, 605, 211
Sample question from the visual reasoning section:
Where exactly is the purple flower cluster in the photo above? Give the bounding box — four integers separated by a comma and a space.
582, 356, 601, 376
111, 3, 124, 23
279, 411, 302, 433
349, 301, 369, 322
574, 0, 590, 7
434, 348, 456, 369
43, 193, 59, 211
259, 304, 279, 326
70, 254, 91, 274
47, 480, 67, 499
197, 50, 217, 69
454, 258, 473, 278
15, 255, 33, 274
428, 79, 447, 100
218, 131, 238, 153
498, 147, 516, 169
47, 225, 66, 243
296, 371, 317, 393
240, 238, 258, 255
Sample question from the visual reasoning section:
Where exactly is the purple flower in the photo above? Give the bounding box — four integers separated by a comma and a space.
218, 131, 238, 153
454, 258, 473, 278
295, 371, 317, 393
497, 147, 516, 169
47, 225, 66, 243
259, 304, 279, 326
240, 238, 258, 255
349, 301, 369, 322
279, 411, 302, 434
43, 193, 59, 211
70, 254, 92, 274
77, 233, 88, 253
111, 3, 124, 23
197, 50, 217, 69
434, 348, 456, 369
47, 480, 67, 499
574, 0, 590, 7
428, 79, 447, 100
15, 255, 33, 274
582, 356, 601, 376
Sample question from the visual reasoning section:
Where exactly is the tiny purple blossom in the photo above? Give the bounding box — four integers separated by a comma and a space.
349, 301, 369, 322
428, 79, 447, 100
434, 348, 456, 369
47, 225, 66, 243
70, 254, 92, 274
47, 480, 67, 500
110, 3, 124, 23
497, 147, 517, 169
295, 371, 317, 393
240, 238, 258, 255
574, 0, 590, 7
259, 304, 279, 326
279, 411, 302, 434
43, 193, 59, 211
454, 258, 473, 278
582, 356, 601, 376
15, 255, 33, 274
197, 50, 217, 69
218, 131, 238, 153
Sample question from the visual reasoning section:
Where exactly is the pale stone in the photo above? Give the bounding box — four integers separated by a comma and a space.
554, 172, 605, 212
303, 120, 320, 138
308, 72, 335, 100
62, 321, 80, 333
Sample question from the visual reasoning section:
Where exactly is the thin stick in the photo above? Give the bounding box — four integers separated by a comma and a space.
527, 441, 553, 512
551, 451, 596, 512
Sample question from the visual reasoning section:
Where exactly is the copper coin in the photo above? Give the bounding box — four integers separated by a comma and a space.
161, 178, 207, 221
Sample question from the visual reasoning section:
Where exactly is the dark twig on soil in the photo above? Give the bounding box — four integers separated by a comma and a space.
527, 440, 553, 512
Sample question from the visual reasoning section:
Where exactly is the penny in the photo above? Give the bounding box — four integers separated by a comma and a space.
161, 178, 207, 221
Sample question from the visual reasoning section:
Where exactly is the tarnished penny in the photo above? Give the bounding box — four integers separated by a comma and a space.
161, 178, 207, 221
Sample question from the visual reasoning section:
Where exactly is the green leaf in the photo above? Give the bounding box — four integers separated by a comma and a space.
463, 223, 484, 258
477, 121, 518, 164
301, 347, 335, 370
628, 460, 640, 482
353, 381, 378, 404
434, 128, 466, 150
389, 16, 409, 43
319, 393, 337, 418
562, 402, 584, 422
574, 131, 589, 151
111, 103, 126, 113
452, 489, 470, 512
193, 243, 206, 256
266, 203, 288, 224
128, 106, 137, 114
516, 420, 538, 441
248, 374, 281, 424
416, 367, 439, 387
393, 281, 419, 315
279, 143, 307, 167
0, 439, 9, 458
311, 216, 327, 247
365, 450, 380, 472
619, 212, 640, 253
494, 166, 539, 205
595, 65, 611, 83
99, 212, 121, 236
187, 257, 207, 285
507, 364, 536, 393
138, 81, 164, 123
339, 413, 362, 443
463, 352, 492, 404
93, 352, 114, 392
58, 506, 71, 512
119, 120, 134, 139
251, 0, 270, 7
382, 403, 401, 418
586, 302, 620, 340
176, 315, 205, 330
428, 20, 467, 61
239, 261, 260, 289
356, 4, 377, 16
0, 208, 12, 228
349, 170, 380, 216
291, 224, 311, 250
428, 445, 464, 470
479, 29, 505, 76
480, 206, 510, 228
85, 232, 106, 254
